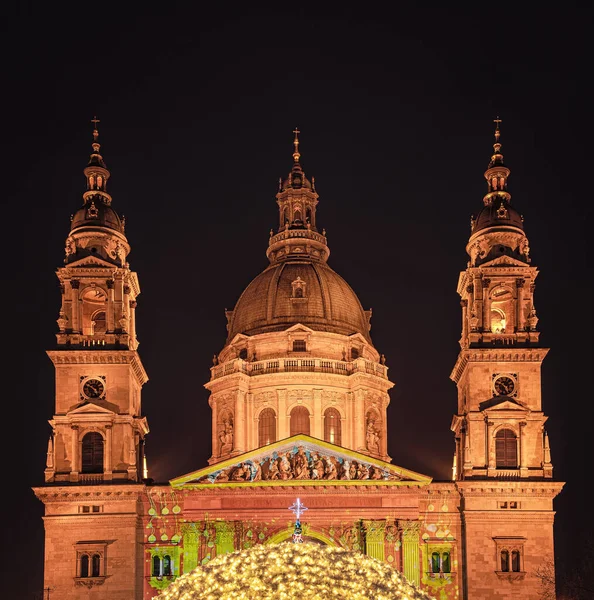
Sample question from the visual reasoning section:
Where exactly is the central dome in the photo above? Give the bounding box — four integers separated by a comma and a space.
155, 542, 434, 600
226, 260, 372, 344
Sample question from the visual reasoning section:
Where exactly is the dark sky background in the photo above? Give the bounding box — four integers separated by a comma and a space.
3, 3, 592, 598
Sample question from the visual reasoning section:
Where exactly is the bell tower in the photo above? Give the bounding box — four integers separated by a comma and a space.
450, 119, 552, 480
44, 118, 149, 484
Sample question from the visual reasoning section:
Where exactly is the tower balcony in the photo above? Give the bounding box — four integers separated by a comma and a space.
210, 356, 388, 381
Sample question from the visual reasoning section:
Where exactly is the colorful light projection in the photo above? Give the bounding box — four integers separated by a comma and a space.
155, 542, 435, 600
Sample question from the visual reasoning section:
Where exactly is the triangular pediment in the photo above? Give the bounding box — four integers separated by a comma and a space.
481, 255, 529, 267
480, 396, 528, 412
285, 324, 316, 335
67, 255, 117, 269
68, 401, 118, 415
171, 434, 432, 488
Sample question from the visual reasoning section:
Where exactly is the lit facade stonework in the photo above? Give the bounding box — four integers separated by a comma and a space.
33, 124, 563, 599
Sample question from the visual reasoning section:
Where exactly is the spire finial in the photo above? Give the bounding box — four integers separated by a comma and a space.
91, 115, 100, 142
292, 127, 301, 162
493, 116, 502, 143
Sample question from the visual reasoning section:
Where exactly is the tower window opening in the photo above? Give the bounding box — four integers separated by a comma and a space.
324, 408, 342, 446
295, 287, 304, 298
258, 408, 277, 446
290, 406, 310, 436
163, 555, 172, 577
80, 554, 90, 578
152, 555, 162, 577
429, 551, 451, 575
238, 348, 248, 360
293, 340, 307, 352
501, 550, 510, 572
350, 347, 359, 360
511, 550, 521, 572
81, 432, 104, 473
91, 553, 100, 577
495, 429, 518, 468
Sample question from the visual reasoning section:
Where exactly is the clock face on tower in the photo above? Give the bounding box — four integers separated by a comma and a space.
82, 378, 105, 400
493, 375, 516, 397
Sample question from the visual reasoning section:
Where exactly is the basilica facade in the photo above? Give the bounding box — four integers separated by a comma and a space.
33, 123, 564, 599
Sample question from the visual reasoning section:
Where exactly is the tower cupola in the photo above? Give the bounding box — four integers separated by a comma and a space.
67, 118, 129, 266
466, 119, 529, 267
267, 130, 329, 265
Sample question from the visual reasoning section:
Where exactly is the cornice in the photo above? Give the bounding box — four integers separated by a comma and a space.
455, 481, 564, 498
47, 350, 148, 385
450, 348, 549, 383
32, 484, 146, 502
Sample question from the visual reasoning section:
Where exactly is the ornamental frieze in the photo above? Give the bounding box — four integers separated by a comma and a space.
194, 444, 402, 484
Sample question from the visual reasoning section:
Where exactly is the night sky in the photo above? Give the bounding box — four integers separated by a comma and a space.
3, 4, 593, 598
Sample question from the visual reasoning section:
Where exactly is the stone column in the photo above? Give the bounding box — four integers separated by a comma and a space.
313, 388, 322, 439
105, 425, 113, 477
363, 520, 385, 561
482, 278, 491, 332
70, 280, 80, 333
129, 300, 137, 346
461, 299, 468, 344
519, 422, 527, 472
234, 390, 246, 453
516, 278, 525, 330
354, 389, 365, 452
278, 389, 289, 439
106, 279, 115, 332
400, 521, 421, 587
70, 425, 79, 481
473, 276, 483, 330
181, 524, 199, 573
486, 421, 495, 470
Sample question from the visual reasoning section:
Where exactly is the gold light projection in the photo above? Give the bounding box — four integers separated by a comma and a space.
156, 541, 435, 600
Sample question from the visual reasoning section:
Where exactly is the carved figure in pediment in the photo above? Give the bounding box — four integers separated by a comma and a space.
349, 462, 357, 480
249, 460, 262, 481
369, 465, 383, 480
294, 447, 310, 480
310, 453, 324, 479
279, 453, 293, 480
339, 460, 350, 480
357, 463, 370, 480
264, 456, 280, 480
324, 456, 338, 480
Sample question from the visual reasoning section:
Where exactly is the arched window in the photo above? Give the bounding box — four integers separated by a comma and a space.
163, 555, 172, 576
91, 311, 106, 334
495, 429, 518, 468
80, 554, 90, 578
431, 552, 440, 573
290, 406, 310, 436
501, 550, 510, 572
259, 408, 276, 446
511, 550, 521, 572
324, 408, 341, 446
238, 348, 248, 360
442, 552, 451, 573
81, 432, 104, 473
306, 208, 312, 223
91, 554, 101, 577
152, 555, 162, 577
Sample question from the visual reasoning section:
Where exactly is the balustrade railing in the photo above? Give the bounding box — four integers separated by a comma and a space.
211, 357, 387, 381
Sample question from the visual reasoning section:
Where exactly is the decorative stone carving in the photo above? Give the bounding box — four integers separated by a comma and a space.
198, 445, 401, 484
218, 418, 234, 456
366, 418, 380, 454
